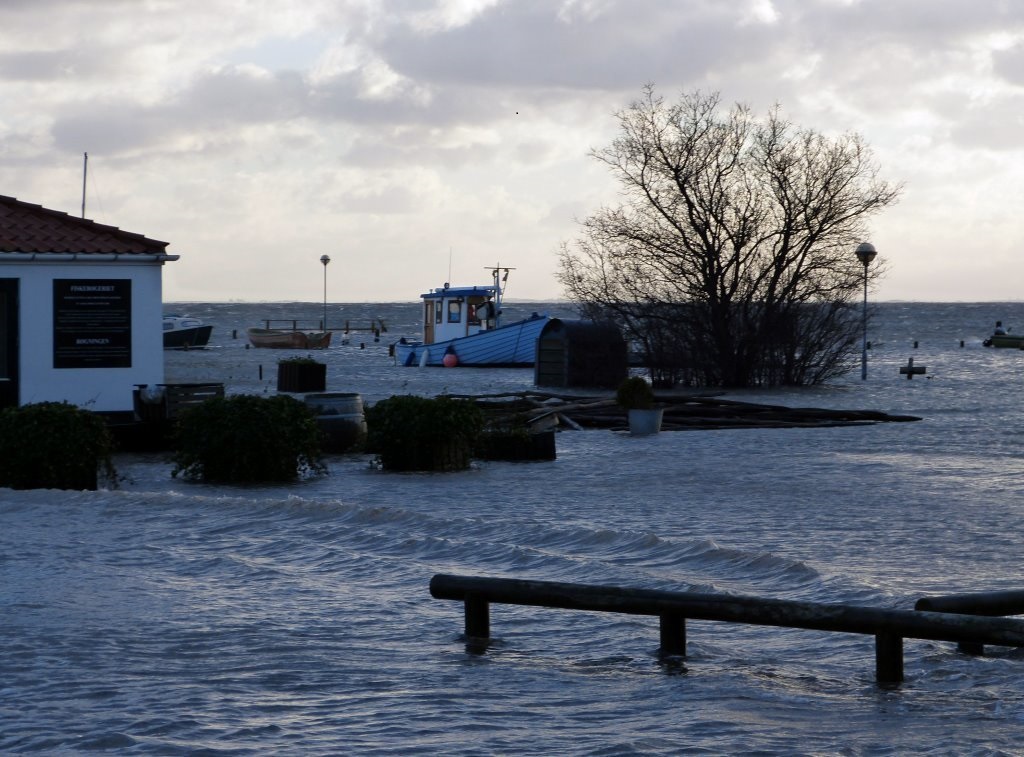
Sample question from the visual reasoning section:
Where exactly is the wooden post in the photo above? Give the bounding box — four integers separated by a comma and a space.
465, 594, 490, 638
875, 632, 903, 684
899, 358, 926, 380
659, 614, 686, 657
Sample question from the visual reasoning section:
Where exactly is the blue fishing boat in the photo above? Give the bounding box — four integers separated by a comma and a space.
394, 266, 549, 367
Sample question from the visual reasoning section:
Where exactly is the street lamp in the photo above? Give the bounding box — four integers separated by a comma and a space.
320, 254, 331, 330
855, 242, 877, 380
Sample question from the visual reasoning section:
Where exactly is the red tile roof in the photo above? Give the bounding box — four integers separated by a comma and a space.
0, 194, 170, 254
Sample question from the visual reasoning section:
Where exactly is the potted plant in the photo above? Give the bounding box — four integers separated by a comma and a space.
616, 376, 663, 436
277, 355, 327, 393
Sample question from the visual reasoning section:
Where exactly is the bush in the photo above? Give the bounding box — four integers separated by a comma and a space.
172, 394, 325, 483
616, 376, 654, 410
0, 401, 117, 490
365, 395, 483, 472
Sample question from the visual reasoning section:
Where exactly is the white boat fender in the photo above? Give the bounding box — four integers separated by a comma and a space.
419, 348, 429, 368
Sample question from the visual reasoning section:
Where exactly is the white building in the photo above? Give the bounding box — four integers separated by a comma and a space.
0, 194, 178, 415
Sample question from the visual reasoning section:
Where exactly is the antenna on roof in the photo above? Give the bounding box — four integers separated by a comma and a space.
81, 152, 88, 219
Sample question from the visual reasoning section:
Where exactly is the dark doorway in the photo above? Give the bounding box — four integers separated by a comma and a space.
0, 279, 19, 408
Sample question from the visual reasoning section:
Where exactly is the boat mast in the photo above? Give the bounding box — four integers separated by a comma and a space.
485, 264, 514, 321
81, 152, 88, 218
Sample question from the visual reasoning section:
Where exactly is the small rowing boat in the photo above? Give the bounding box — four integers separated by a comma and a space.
247, 328, 332, 349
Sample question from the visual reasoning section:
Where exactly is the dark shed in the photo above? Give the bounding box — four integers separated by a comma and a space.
534, 319, 628, 389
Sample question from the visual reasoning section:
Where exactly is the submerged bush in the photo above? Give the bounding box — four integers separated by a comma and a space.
172, 394, 325, 483
0, 401, 117, 490
365, 395, 483, 472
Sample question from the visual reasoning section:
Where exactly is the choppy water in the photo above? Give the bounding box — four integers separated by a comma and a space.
4, 301, 1024, 754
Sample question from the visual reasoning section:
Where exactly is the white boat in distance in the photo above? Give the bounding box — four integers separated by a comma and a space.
394, 266, 548, 367
163, 315, 213, 350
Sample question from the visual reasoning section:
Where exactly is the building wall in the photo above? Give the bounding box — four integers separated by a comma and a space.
14, 260, 165, 412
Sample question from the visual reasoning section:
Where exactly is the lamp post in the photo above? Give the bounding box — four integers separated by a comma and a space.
320, 254, 331, 330
855, 242, 877, 380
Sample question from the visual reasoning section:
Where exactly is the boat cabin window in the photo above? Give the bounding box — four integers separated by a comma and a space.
467, 304, 479, 326
435, 302, 442, 324
447, 300, 462, 323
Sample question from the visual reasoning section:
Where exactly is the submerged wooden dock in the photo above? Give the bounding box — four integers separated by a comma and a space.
446, 390, 921, 432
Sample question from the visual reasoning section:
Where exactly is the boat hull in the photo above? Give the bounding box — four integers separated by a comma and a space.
984, 334, 1024, 348
395, 315, 548, 367
247, 328, 332, 349
163, 324, 213, 350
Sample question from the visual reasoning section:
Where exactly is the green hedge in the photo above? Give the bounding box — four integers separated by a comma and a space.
365, 395, 483, 472
172, 394, 325, 483
0, 402, 117, 490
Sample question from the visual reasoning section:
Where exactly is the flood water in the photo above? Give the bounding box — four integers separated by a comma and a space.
4, 301, 1024, 754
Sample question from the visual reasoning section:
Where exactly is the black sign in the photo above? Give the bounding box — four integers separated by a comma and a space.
53, 279, 132, 368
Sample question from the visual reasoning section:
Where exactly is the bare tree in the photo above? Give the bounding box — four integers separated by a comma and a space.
560, 87, 900, 387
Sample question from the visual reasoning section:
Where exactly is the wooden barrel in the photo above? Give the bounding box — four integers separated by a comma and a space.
304, 393, 367, 453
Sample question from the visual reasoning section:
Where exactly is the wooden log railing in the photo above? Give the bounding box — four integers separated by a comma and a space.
261, 318, 387, 334
915, 589, 1024, 656
430, 574, 1024, 686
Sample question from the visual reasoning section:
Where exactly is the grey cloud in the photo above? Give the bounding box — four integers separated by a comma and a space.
341, 133, 497, 170
949, 93, 1024, 151
35, 0, 1024, 164
333, 185, 419, 214
50, 66, 314, 155
376, 0, 773, 92
0, 49, 122, 81
51, 102, 173, 154
183, 67, 309, 123
785, 0, 1024, 45
992, 44, 1024, 87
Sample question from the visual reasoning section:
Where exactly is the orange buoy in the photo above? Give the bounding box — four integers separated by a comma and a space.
442, 352, 458, 367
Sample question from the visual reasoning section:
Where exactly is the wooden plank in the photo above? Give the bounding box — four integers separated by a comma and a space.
163, 383, 224, 418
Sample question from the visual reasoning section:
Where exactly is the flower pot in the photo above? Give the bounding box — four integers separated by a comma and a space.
277, 362, 326, 393
628, 407, 663, 436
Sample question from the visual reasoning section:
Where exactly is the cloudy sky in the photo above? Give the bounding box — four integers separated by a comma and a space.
1, 0, 1022, 302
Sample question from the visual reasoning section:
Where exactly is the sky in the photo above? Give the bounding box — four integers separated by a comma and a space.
1, 0, 1023, 303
